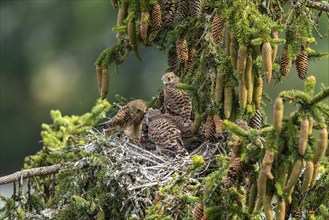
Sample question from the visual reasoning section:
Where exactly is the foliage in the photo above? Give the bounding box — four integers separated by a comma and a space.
1, 0, 329, 219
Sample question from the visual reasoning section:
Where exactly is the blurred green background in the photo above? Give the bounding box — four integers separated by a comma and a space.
0, 0, 328, 175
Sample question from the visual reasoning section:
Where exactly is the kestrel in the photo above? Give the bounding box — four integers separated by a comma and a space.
99, 99, 147, 141
145, 108, 188, 156
161, 72, 192, 123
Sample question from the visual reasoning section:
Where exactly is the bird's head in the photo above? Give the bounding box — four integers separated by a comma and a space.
161, 72, 180, 85
144, 108, 161, 124
129, 99, 148, 113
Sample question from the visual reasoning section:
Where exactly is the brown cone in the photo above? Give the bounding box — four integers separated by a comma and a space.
151, 4, 162, 29
249, 109, 262, 130
167, 45, 178, 71
271, 30, 279, 64
176, 37, 189, 63
212, 13, 225, 44
186, 46, 197, 72
296, 47, 308, 79
224, 157, 244, 188
191, 0, 203, 17
280, 47, 292, 76
140, 11, 150, 44
176, 0, 190, 21
262, 42, 272, 84
204, 116, 215, 140
192, 203, 204, 220
163, 0, 175, 29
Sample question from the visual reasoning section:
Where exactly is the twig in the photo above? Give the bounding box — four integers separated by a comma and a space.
128, 182, 159, 191
306, 0, 329, 12
0, 162, 74, 185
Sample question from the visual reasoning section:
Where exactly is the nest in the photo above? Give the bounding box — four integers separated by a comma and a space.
80, 131, 228, 219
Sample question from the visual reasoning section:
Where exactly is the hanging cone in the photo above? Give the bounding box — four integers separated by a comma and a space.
211, 13, 224, 44
230, 34, 238, 70
100, 68, 110, 99
245, 55, 253, 104
186, 46, 197, 72
271, 30, 279, 64
96, 65, 102, 96
253, 75, 263, 108
224, 24, 231, 55
151, 3, 162, 29
204, 116, 215, 140
224, 157, 244, 188
262, 42, 272, 84
140, 11, 150, 44
224, 85, 233, 119
176, 37, 189, 63
296, 46, 308, 79
213, 114, 223, 135
249, 109, 262, 130
163, 0, 175, 29
280, 47, 292, 76
191, 0, 203, 17
116, 9, 124, 40
167, 45, 178, 71
176, 0, 190, 21
192, 203, 204, 220
215, 72, 224, 106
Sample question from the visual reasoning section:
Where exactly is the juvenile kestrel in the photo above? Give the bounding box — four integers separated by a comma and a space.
145, 108, 188, 156
99, 99, 147, 141
161, 72, 192, 123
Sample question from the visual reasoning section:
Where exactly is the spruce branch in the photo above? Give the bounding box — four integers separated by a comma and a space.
309, 87, 329, 105
0, 162, 74, 185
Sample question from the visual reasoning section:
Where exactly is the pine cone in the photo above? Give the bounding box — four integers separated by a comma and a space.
163, 0, 175, 29
167, 45, 178, 71
186, 46, 197, 72
213, 114, 223, 135
280, 47, 292, 76
296, 47, 308, 79
291, 207, 302, 220
176, 37, 189, 63
249, 109, 262, 130
271, 30, 279, 64
192, 203, 204, 220
176, 0, 190, 21
190, 0, 203, 17
116, 9, 124, 40
262, 41, 272, 84
204, 116, 215, 140
151, 4, 162, 29
211, 13, 225, 44
140, 11, 150, 44
224, 157, 244, 188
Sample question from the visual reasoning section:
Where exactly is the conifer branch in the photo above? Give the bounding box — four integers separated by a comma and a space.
0, 162, 74, 185
306, 1, 329, 12
309, 87, 329, 105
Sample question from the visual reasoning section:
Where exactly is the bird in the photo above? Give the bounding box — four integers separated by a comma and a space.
145, 108, 188, 156
161, 72, 192, 124
99, 99, 147, 141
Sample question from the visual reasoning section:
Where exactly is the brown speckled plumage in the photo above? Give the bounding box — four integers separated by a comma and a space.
162, 72, 192, 123
145, 109, 188, 155
101, 99, 147, 140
